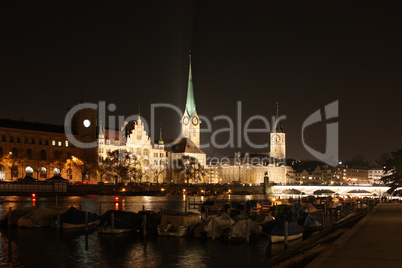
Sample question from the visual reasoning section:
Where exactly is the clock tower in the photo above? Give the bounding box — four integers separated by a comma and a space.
270, 103, 286, 159
181, 54, 200, 147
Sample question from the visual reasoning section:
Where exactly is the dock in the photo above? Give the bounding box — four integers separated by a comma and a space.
307, 202, 402, 267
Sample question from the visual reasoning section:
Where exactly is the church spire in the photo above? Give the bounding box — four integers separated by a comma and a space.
158, 127, 164, 145
185, 52, 196, 117
274, 102, 283, 133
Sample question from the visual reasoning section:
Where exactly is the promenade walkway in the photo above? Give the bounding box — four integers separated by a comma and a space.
307, 202, 402, 267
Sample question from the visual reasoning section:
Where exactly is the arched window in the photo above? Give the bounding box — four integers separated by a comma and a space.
0, 165, 4, 181
27, 149, 33, 160
0, 146, 3, 158
40, 150, 47, 161
11, 147, 18, 158
40, 167, 47, 179
67, 168, 72, 180
54, 151, 60, 160
25, 166, 34, 176
53, 168, 61, 175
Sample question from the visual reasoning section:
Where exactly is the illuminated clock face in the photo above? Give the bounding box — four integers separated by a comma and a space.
83, 119, 91, 128
272, 134, 280, 144
192, 116, 199, 125
183, 116, 190, 125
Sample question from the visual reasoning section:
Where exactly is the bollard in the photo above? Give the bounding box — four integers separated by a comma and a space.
8, 207, 11, 227
111, 213, 115, 234
284, 221, 288, 249
246, 218, 250, 243
205, 207, 209, 218
324, 203, 327, 216
212, 217, 216, 240
143, 214, 147, 237
57, 209, 60, 229
308, 204, 310, 215
275, 204, 278, 217
143, 205, 145, 211
185, 198, 187, 213
85, 211, 88, 232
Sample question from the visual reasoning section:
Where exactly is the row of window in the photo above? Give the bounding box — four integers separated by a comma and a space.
0, 135, 70, 147
2, 166, 73, 179
0, 146, 72, 161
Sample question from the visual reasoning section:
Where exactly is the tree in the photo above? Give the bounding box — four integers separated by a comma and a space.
107, 150, 130, 183
381, 149, 402, 193
71, 156, 94, 182
0, 154, 22, 180
97, 156, 113, 182
177, 156, 206, 185
151, 163, 166, 184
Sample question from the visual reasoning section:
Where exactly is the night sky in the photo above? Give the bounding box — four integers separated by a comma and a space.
1, 0, 401, 161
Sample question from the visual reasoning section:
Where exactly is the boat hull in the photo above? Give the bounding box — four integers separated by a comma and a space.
270, 233, 303, 243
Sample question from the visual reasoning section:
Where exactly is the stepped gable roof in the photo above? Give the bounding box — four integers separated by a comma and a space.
0, 119, 71, 134
164, 138, 204, 154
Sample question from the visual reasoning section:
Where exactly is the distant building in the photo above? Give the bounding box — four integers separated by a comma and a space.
0, 108, 97, 182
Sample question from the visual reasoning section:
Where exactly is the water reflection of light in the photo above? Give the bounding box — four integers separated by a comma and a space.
228, 195, 231, 200
122, 199, 125, 211
201, 196, 204, 201
32, 199, 36, 206
115, 202, 119, 210
183, 195, 186, 201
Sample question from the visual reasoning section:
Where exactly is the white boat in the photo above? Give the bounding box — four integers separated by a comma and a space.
194, 213, 234, 238
158, 212, 201, 237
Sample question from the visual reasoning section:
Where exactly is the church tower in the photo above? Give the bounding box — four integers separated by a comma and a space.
181, 54, 200, 147
270, 103, 286, 159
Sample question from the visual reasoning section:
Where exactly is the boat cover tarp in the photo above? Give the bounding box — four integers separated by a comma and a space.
60, 206, 98, 225
297, 215, 321, 227
255, 214, 275, 225
291, 203, 303, 213
1, 206, 36, 227
268, 220, 304, 236
18, 208, 58, 227
202, 213, 234, 238
100, 210, 143, 230
303, 203, 318, 213
229, 218, 262, 239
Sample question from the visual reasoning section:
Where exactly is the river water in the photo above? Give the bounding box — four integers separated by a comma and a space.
0, 195, 326, 267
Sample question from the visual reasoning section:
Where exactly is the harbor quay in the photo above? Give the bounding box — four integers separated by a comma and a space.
307, 202, 402, 267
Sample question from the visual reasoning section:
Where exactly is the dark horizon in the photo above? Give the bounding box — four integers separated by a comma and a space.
1, 0, 401, 162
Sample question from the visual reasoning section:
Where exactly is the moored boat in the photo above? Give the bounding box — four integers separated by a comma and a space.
18, 207, 59, 228
99, 210, 143, 234
267, 220, 304, 243
59, 206, 99, 229
1, 206, 36, 227
158, 212, 201, 237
